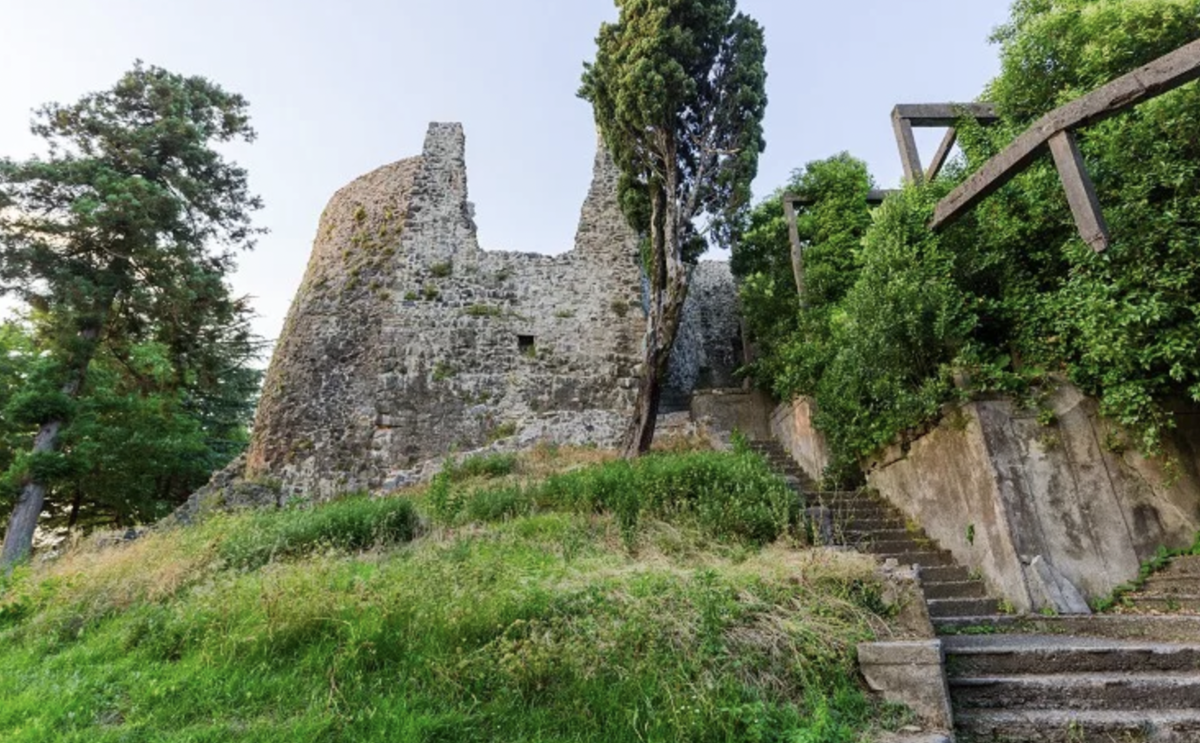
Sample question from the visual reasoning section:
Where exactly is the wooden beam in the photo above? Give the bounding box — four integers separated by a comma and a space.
925, 128, 958, 182
892, 103, 999, 127
781, 195, 806, 297
932, 38, 1200, 230
783, 190, 896, 207
892, 109, 924, 184
1048, 130, 1110, 252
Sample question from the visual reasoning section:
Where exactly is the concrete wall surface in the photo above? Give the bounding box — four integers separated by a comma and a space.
770, 397, 833, 484
866, 384, 1200, 613
690, 388, 774, 441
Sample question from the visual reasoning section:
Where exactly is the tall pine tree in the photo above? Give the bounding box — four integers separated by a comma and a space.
580, 0, 767, 456
0, 62, 263, 568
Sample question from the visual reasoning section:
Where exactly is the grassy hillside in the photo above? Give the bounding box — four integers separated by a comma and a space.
0, 446, 913, 742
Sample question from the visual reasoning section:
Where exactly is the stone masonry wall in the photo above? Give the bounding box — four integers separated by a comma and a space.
668, 261, 743, 395
248, 124, 646, 499
247, 122, 743, 500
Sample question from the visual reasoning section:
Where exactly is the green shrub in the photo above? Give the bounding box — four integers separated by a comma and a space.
447, 452, 519, 482
733, 154, 875, 403
463, 304, 503, 318
218, 496, 418, 569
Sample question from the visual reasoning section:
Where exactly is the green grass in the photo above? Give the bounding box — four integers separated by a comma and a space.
1091, 532, 1200, 613
0, 449, 912, 742
219, 496, 419, 569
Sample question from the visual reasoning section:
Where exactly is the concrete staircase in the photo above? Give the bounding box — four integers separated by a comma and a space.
1118, 555, 1200, 614
939, 554, 1200, 741
749, 439, 1200, 742
748, 440, 999, 620
944, 633, 1200, 742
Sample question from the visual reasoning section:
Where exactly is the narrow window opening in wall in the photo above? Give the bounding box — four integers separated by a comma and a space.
518, 335, 536, 355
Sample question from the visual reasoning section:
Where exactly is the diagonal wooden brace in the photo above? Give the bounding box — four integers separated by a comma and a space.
1048, 130, 1110, 252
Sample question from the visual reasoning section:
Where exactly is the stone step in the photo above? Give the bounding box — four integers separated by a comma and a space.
1161, 555, 1200, 575
839, 522, 911, 537
814, 496, 886, 509
927, 598, 1002, 618
933, 614, 1200, 643
828, 506, 900, 522
861, 539, 939, 555
877, 551, 955, 567
943, 634, 1200, 676
922, 580, 988, 600
841, 528, 913, 543
1120, 595, 1200, 612
954, 709, 1200, 742
837, 514, 906, 527
920, 565, 971, 584
1143, 575, 1200, 592
764, 460, 803, 472
835, 525, 907, 542
949, 672, 1200, 711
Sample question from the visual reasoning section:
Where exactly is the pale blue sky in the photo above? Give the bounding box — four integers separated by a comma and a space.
1, 0, 1012, 345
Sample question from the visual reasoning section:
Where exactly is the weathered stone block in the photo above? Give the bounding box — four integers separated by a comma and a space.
858, 640, 953, 730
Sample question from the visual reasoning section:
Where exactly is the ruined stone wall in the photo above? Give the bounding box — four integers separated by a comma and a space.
248, 123, 645, 499
668, 261, 743, 395
246, 156, 421, 498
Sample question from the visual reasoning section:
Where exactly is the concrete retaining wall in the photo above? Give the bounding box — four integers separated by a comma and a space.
690, 388, 774, 441
769, 397, 833, 484
866, 384, 1200, 613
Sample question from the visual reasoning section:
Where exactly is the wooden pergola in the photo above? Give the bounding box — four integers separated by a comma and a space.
781, 38, 1200, 297
932, 38, 1200, 253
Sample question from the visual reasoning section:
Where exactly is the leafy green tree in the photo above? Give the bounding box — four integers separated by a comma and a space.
580, 0, 767, 456
0, 323, 37, 489
0, 63, 263, 568
959, 0, 1200, 452
0, 321, 252, 532
733, 154, 875, 400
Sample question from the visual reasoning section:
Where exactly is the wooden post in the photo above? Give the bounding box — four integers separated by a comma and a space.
925, 128, 958, 182
782, 195, 806, 297
1048, 130, 1110, 252
892, 108, 924, 185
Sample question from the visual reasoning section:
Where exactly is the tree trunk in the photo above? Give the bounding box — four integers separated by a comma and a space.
622, 170, 690, 458
1, 326, 99, 571
67, 483, 84, 530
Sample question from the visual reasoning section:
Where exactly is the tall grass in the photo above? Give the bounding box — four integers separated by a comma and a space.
432, 450, 794, 549
219, 495, 418, 569
0, 450, 911, 742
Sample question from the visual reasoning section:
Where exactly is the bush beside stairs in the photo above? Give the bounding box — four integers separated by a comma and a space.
750, 439, 1200, 743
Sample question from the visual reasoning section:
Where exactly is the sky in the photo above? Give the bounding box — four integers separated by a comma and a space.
0, 0, 1013, 349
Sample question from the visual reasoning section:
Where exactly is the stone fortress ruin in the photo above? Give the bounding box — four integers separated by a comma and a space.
244, 123, 741, 499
